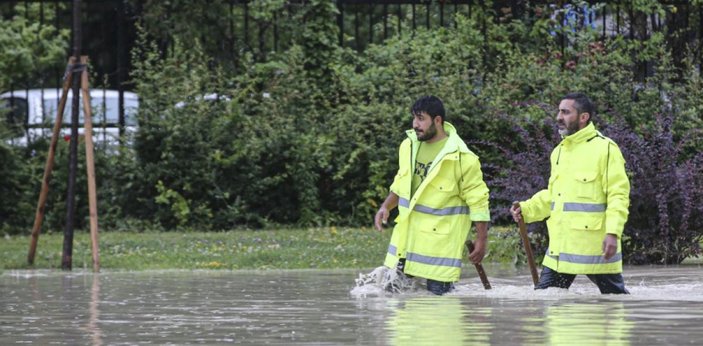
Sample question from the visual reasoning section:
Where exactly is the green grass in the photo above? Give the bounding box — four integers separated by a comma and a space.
13, 227, 698, 270
1, 227, 392, 270
1, 226, 526, 271
682, 255, 703, 265
17, 226, 695, 271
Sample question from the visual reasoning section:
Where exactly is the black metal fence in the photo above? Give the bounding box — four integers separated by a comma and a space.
1, 0, 702, 144
1, 0, 134, 95
2, 1, 702, 83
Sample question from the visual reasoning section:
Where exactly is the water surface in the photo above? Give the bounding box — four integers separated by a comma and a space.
1, 265, 701, 345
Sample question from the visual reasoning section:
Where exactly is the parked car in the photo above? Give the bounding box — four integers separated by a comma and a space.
174, 93, 231, 109
0, 88, 139, 147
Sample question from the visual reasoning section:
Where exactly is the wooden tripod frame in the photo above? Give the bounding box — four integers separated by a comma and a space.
27, 56, 101, 272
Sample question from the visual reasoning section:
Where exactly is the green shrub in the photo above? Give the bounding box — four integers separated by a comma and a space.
3, 3, 701, 266
0, 144, 34, 234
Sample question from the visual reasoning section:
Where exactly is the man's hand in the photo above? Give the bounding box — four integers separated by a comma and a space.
468, 238, 486, 264
469, 221, 489, 264
373, 193, 399, 232
602, 234, 618, 260
510, 202, 523, 223
374, 207, 389, 232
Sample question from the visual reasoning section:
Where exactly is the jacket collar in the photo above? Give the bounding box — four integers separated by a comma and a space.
405, 121, 469, 154
561, 122, 598, 145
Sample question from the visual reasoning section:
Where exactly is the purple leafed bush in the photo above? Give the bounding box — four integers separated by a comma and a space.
471, 108, 560, 256
476, 107, 703, 265
602, 114, 703, 264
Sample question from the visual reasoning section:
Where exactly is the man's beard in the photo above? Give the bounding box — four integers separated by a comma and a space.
558, 120, 579, 136
416, 122, 437, 141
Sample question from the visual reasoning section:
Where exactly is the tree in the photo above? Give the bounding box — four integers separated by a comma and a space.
0, 3, 69, 91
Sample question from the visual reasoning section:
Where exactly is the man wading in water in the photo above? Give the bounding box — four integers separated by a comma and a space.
511, 92, 630, 294
374, 96, 491, 295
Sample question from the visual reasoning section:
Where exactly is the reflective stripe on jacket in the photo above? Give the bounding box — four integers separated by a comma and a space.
520, 123, 630, 274
384, 122, 490, 282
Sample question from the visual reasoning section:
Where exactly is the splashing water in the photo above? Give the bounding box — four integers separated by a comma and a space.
351, 266, 419, 296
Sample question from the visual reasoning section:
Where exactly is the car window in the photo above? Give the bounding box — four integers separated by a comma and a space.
42, 96, 138, 126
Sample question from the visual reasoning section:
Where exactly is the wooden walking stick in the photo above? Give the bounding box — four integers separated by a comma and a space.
465, 240, 491, 290
514, 202, 539, 287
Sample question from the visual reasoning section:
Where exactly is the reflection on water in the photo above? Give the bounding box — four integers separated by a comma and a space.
545, 302, 632, 346
385, 297, 493, 345
1, 265, 702, 344
86, 274, 102, 346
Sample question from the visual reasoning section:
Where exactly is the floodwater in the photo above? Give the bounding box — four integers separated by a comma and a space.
1, 265, 702, 345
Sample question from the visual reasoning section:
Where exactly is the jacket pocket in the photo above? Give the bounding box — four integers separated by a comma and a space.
418, 215, 452, 235
573, 171, 598, 199
569, 214, 603, 231
428, 175, 457, 194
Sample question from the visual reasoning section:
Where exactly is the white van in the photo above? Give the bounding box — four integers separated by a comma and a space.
0, 88, 139, 147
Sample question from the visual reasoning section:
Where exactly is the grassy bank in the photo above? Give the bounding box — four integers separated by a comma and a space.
4, 227, 697, 271
1, 226, 527, 271
1, 227, 393, 270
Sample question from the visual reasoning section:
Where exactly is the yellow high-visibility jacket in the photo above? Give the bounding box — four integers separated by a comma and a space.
520, 123, 630, 274
384, 122, 490, 282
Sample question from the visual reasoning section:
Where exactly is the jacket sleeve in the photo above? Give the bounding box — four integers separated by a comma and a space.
603, 142, 630, 238
521, 146, 558, 223
389, 140, 410, 195
520, 189, 552, 223
460, 153, 491, 222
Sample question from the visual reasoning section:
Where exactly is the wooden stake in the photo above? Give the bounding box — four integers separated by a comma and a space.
27, 56, 101, 271
80, 56, 100, 272
27, 57, 76, 265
